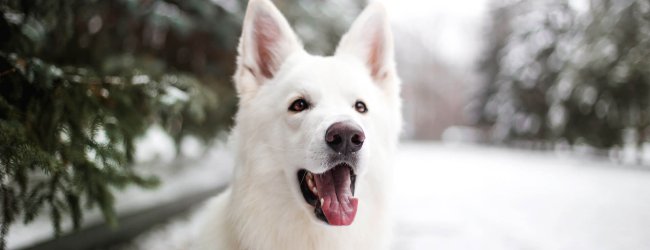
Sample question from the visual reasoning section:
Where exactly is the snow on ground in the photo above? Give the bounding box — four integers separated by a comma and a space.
394, 142, 650, 250
12, 141, 650, 249
127, 141, 650, 250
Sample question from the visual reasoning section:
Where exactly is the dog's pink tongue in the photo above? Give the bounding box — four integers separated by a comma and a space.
314, 167, 358, 226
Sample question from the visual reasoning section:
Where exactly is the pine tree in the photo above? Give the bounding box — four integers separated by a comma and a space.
476, 0, 650, 150
0, 0, 238, 248
0, 0, 363, 248
558, 0, 650, 149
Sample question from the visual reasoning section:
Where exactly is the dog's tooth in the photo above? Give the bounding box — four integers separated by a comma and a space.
312, 187, 318, 194
320, 198, 324, 205
307, 179, 314, 188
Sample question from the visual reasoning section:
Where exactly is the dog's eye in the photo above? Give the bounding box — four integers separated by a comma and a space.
289, 99, 310, 112
355, 101, 368, 113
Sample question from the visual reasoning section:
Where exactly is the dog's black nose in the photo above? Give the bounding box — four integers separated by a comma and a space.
325, 121, 365, 154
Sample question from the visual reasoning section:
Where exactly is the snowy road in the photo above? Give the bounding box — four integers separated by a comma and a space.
393, 143, 650, 250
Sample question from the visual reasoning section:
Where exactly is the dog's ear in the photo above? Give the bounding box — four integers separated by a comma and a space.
235, 0, 302, 96
336, 3, 396, 88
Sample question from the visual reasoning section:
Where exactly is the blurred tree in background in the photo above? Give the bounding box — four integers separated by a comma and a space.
477, 0, 650, 152
0, 0, 363, 248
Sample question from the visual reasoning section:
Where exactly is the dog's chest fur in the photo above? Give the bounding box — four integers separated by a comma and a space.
194, 156, 393, 250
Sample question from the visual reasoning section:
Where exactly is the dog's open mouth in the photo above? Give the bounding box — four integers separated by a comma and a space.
297, 164, 358, 226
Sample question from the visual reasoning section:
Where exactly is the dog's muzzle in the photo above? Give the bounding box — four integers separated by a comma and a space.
296, 120, 364, 226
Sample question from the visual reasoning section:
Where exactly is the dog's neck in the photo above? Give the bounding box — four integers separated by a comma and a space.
224, 142, 393, 250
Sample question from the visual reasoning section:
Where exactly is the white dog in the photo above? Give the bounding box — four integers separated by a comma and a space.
193, 0, 401, 249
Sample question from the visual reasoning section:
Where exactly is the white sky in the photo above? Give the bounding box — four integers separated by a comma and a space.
375, 0, 489, 69
378, 0, 487, 19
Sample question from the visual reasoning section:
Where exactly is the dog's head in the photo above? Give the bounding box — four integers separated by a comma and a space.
232, 0, 400, 226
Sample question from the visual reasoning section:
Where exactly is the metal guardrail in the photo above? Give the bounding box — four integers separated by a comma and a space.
19, 186, 225, 250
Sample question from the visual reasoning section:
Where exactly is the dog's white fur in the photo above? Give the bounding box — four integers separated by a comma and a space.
192, 0, 401, 249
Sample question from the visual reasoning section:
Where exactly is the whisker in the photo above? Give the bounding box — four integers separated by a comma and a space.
300, 170, 308, 185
